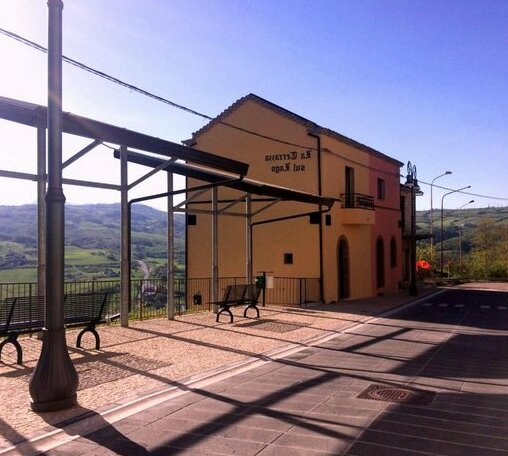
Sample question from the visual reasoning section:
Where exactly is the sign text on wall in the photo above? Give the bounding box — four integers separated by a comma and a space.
265, 150, 312, 174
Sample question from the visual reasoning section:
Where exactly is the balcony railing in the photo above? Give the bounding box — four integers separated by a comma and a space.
340, 193, 375, 210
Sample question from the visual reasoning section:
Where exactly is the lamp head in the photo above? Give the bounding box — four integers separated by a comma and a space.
445, 171, 452, 175
413, 178, 424, 195
404, 161, 418, 188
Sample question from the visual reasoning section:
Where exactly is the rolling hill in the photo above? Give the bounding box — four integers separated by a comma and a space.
416, 206, 508, 277
0, 203, 506, 283
0, 204, 185, 282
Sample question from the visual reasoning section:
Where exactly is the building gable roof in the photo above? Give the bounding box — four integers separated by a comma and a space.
187, 93, 403, 167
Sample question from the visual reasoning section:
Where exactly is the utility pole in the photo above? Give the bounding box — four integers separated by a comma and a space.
430, 171, 452, 269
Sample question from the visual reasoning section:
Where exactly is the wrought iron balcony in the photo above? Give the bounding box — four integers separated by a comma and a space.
340, 193, 375, 210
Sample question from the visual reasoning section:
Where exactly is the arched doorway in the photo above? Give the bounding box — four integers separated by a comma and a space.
337, 236, 350, 299
376, 236, 385, 289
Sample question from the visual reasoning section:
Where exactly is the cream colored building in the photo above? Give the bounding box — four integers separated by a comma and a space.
185, 94, 403, 303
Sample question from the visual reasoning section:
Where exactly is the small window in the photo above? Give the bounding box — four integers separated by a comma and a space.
377, 178, 385, 200
283, 253, 293, 265
309, 212, 320, 224
390, 237, 397, 268
400, 195, 406, 229
187, 214, 197, 226
376, 237, 385, 288
325, 214, 332, 226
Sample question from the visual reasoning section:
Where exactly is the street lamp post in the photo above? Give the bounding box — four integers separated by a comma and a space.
457, 200, 474, 274
430, 171, 452, 269
440, 186, 471, 278
29, 0, 79, 412
404, 162, 423, 296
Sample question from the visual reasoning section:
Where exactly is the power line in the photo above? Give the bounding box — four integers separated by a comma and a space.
0, 27, 312, 150
0, 26, 399, 177
2, 26, 508, 203
419, 180, 508, 202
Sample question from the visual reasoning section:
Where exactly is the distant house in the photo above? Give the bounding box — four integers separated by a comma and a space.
184, 94, 404, 302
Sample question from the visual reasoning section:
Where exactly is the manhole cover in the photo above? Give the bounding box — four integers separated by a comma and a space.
357, 384, 435, 405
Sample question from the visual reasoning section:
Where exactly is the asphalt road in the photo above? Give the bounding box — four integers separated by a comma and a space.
398, 287, 508, 330
345, 286, 508, 455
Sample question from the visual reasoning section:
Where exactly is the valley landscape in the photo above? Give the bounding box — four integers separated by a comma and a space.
0, 203, 185, 282
0, 203, 506, 283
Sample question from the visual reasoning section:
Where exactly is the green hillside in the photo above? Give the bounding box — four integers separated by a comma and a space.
1, 203, 505, 283
0, 204, 185, 282
416, 206, 508, 278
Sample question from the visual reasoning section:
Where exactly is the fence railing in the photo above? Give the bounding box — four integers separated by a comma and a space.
0, 276, 321, 322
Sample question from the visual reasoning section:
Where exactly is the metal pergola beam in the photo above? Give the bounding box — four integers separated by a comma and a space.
62, 139, 102, 169
114, 149, 336, 209
0, 95, 249, 177
177, 207, 246, 217
219, 193, 250, 213
174, 188, 209, 210
62, 178, 120, 191
251, 199, 281, 216
0, 169, 39, 181
0, 169, 121, 191
128, 156, 176, 190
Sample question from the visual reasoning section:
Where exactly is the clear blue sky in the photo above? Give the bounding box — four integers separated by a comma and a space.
0, 0, 507, 211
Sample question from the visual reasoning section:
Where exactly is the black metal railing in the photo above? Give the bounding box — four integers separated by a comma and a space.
264, 277, 320, 306
340, 193, 375, 210
0, 276, 321, 323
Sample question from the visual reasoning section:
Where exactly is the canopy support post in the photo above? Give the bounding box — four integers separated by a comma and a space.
167, 172, 175, 320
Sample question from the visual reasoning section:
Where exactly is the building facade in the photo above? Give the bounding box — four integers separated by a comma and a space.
185, 94, 404, 302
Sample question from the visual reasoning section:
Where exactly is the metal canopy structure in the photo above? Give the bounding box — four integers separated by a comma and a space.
0, 94, 250, 329
0, 94, 335, 319
0, 96, 249, 177
113, 148, 335, 209
113, 148, 336, 306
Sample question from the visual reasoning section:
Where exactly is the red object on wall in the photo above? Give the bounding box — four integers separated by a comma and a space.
416, 260, 431, 270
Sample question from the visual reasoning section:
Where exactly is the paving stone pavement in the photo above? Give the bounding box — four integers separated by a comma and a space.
4, 283, 508, 455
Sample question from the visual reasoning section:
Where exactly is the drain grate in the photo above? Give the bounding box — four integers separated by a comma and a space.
357, 384, 436, 405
